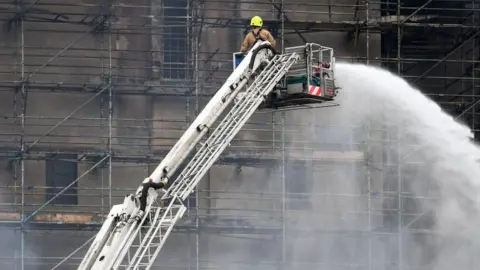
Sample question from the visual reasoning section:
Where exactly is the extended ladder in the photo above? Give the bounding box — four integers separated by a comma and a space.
121, 52, 300, 269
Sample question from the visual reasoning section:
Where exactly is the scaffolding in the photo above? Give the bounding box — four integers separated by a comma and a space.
0, 0, 479, 269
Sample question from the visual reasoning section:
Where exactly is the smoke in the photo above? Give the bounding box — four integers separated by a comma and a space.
0, 161, 45, 270
329, 62, 480, 269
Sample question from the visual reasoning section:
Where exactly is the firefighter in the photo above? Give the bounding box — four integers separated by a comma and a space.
240, 16, 277, 53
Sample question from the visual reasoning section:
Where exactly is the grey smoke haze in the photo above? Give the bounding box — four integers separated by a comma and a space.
0, 162, 45, 270
233, 62, 480, 269
331, 62, 480, 269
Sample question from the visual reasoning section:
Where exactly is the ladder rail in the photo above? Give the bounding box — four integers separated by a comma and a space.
112, 193, 160, 269
127, 197, 186, 269
125, 199, 167, 269
141, 205, 186, 270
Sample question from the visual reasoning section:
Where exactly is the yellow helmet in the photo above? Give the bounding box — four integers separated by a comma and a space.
250, 16, 263, 27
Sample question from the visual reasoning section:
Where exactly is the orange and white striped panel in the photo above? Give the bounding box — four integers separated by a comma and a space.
307, 85, 322, 96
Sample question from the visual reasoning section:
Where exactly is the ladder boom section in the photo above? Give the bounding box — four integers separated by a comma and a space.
126, 52, 300, 269
78, 41, 277, 270
165, 52, 300, 200
140, 41, 275, 189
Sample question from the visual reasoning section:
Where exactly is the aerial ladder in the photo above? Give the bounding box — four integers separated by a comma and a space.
77, 41, 338, 270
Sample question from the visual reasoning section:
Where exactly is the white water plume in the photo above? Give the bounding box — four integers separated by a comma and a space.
335, 62, 480, 269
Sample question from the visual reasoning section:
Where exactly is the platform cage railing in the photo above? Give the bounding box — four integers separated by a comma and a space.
284, 43, 335, 88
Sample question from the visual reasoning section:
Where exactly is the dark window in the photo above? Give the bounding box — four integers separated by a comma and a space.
187, 191, 197, 208
316, 126, 360, 151
163, 0, 188, 79
285, 161, 311, 210
45, 154, 78, 205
